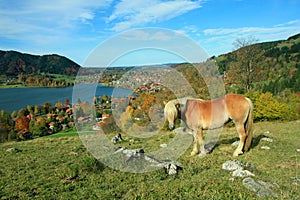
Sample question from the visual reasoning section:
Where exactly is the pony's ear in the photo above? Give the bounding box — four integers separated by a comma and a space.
163, 101, 167, 105
174, 101, 179, 106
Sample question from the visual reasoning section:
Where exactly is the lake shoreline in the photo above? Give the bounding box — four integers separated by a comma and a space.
0, 85, 133, 113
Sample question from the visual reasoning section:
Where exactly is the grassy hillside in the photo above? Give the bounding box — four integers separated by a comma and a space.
215, 33, 300, 94
1, 121, 299, 199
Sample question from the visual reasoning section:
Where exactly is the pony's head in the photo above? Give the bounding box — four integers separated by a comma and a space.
163, 99, 180, 130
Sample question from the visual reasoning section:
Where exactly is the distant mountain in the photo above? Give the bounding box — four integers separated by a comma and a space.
0, 50, 81, 77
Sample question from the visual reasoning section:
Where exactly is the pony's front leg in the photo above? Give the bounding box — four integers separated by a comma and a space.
197, 128, 206, 157
190, 130, 199, 156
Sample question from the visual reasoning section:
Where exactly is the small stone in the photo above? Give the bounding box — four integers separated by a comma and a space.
229, 177, 235, 182
261, 146, 270, 150
160, 143, 168, 148
6, 148, 15, 152
231, 141, 240, 146
129, 139, 135, 143
111, 133, 123, 143
264, 131, 271, 134
6, 148, 21, 152
163, 162, 182, 175
291, 177, 300, 183
261, 137, 273, 142
296, 149, 300, 153
244, 162, 257, 171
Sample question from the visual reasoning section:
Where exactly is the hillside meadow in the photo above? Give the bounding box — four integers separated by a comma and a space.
0, 121, 299, 199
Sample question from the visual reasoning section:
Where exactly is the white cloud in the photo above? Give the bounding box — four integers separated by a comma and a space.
203, 20, 300, 38
107, 0, 203, 31
200, 20, 300, 56
120, 29, 176, 41
0, 0, 113, 38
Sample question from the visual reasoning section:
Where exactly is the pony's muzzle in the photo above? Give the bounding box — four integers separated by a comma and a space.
169, 123, 174, 130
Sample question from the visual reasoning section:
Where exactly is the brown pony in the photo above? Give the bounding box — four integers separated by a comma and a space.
184, 94, 253, 157
164, 94, 253, 157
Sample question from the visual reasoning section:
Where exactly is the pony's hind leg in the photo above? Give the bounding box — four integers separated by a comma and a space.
233, 124, 246, 157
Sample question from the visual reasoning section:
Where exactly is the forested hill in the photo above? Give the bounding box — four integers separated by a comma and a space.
0, 50, 81, 77
215, 33, 300, 94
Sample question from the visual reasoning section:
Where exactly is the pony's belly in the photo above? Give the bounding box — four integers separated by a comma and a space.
202, 118, 228, 130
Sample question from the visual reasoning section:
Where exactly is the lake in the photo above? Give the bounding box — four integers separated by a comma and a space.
0, 84, 133, 113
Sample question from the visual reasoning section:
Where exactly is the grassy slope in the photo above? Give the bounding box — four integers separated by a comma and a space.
0, 121, 299, 199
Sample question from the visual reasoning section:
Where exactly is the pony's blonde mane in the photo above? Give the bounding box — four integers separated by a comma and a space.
164, 97, 201, 122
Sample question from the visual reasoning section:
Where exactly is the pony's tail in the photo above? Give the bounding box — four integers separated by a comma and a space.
244, 98, 254, 151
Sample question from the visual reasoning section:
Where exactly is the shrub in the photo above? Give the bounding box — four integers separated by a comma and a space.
246, 91, 300, 121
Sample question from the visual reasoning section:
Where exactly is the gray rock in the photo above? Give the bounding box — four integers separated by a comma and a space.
111, 133, 123, 143
243, 177, 277, 197
232, 169, 255, 177
122, 148, 144, 158
162, 161, 183, 175
222, 160, 244, 171
244, 162, 257, 171
112, 146, 183, 175
243, 177, 261, 192
291, 176, 300, 183
173, 127, 185, 133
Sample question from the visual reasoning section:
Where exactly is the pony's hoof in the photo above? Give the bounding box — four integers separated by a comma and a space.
198, 152, 207, 158
190, 151, 198, 156
233, 151, 243, 157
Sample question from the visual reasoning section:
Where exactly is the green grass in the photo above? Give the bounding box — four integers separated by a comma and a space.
45, 129, 78, 138
0, 121, 299, 199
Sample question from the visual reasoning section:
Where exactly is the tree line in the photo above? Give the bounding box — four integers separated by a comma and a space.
0, 99, 74, 142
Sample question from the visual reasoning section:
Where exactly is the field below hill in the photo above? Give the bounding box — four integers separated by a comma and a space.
0, 121, 299, 199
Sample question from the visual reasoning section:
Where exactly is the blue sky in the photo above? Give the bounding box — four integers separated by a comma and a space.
0, 0, 299, 67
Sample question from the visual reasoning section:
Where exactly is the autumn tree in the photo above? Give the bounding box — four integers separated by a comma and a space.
227, 36, 263, 93
120, 106, 134, 130
11, 111, 17, 119
101, 94, 109, 104
27, 105, 33, 114
18, 108, 28, 117
65, 98, 70, 106
43, 102, 51, 114
0, 110, 14, 142
29, 118, 48, 136
34, 105, 41, 115
93, 96, 97, 104
15, 116, 30, 132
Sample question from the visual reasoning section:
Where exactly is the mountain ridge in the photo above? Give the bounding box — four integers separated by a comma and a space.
0, 50, 81, 77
